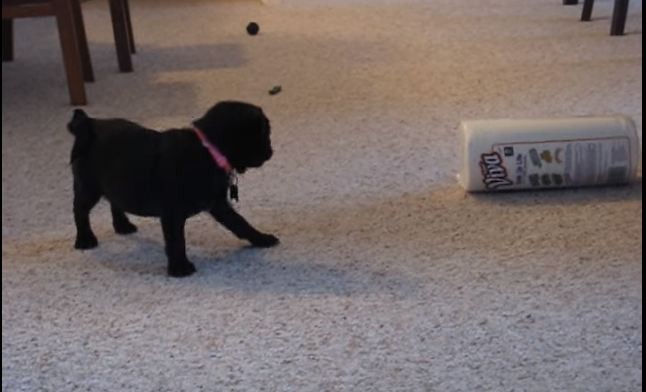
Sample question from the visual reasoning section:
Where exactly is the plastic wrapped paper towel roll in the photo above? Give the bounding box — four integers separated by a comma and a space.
458, 116, 641, 192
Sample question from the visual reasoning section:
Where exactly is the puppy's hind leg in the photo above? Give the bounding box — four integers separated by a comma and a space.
160, 213, 196, 277
73, 182, 101, 249
111, 204, 137, 234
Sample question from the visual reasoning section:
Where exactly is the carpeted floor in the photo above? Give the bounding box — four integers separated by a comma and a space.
2, 0, 642, 390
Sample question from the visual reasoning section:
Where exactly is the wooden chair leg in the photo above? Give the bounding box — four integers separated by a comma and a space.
108, 0, 133, 72
610, 0, 629, 36
54, 0, 87, 105
581, 0, 594, 21
2, 19, 14, 62
123, 0, 135, 54
71, 0, 94, 82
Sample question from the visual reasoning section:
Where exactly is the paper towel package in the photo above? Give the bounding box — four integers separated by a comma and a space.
458, 116, 641, 192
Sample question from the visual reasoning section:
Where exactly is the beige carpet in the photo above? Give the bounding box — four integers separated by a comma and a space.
2, 0, 642, 390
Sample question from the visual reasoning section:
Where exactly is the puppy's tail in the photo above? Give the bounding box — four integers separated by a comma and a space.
68, 109, 94, 163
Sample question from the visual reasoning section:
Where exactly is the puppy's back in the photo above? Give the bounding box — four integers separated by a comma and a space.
69, 111, 166, 212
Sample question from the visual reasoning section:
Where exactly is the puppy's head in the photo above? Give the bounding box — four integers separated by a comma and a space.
193, 101, 273, 173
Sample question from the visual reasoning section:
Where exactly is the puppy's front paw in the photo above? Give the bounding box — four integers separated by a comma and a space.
250, 233, 280, 248
114, 221, 138, 235
75, 234, 98, 249
168, 261, 197, 278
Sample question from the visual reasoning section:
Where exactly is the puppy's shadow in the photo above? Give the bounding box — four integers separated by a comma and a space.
91, 230, 422, 298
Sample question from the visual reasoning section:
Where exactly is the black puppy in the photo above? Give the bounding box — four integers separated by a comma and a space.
68, 101, 279, 277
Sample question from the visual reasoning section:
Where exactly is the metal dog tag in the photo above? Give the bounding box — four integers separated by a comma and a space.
229, 184, 239, 202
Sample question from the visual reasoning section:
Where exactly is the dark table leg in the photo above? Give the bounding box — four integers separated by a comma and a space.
109, 0, 133, 72
610, 0, 629, 36
54, 0, 87, 105
2, 19, 14, 62
581, 0, 594, 21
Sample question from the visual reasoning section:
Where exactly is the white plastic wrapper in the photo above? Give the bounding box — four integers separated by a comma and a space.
458, 116, 641, 192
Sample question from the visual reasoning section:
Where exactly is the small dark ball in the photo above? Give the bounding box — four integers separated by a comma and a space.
246, 22, 259, 36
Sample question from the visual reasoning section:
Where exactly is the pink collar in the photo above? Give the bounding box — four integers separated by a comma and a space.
193, 126, 233, 173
